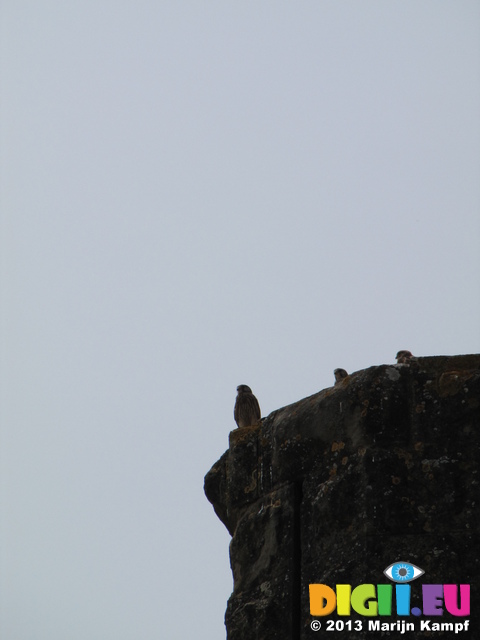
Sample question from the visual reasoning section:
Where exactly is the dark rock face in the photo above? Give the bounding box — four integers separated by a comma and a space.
204, 356, 480, 639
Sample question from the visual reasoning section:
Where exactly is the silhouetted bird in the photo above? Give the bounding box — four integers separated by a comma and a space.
396, 350, 416, 364
334, 368, 348, 385
234, 385, 261, 428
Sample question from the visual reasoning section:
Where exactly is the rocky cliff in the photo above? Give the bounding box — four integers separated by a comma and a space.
204, 355, 480, 639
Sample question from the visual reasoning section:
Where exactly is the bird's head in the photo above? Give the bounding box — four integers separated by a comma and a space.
237, 384, 252, 394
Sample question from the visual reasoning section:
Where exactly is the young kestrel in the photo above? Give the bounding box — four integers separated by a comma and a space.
334, 368, 348, 384
396, 350, 416, 364
234, 385, 261, 428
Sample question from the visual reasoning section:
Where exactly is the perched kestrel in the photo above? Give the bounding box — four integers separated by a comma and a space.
234, 385, 261, 428
396, 350, 416, 364
334, 368, 348, 385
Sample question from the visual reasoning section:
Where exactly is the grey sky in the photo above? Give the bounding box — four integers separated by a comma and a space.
1, 2, 479, 639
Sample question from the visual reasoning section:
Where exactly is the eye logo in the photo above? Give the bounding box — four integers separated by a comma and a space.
384, 561, 424, 583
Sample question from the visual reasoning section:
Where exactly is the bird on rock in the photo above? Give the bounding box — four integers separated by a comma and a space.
234, 385, 261, 428
396, 350, 416, 364
334, 368, 348, 385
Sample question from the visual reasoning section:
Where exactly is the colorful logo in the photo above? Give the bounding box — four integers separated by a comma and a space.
309, 562, 470, 618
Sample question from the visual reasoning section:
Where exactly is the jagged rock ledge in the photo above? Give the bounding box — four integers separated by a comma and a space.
204, 355, 480, 639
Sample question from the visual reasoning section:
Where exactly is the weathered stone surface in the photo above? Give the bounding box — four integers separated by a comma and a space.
204, 355, 480, 639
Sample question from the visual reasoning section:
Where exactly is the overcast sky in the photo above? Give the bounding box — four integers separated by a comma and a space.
1, 2, 479, 639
